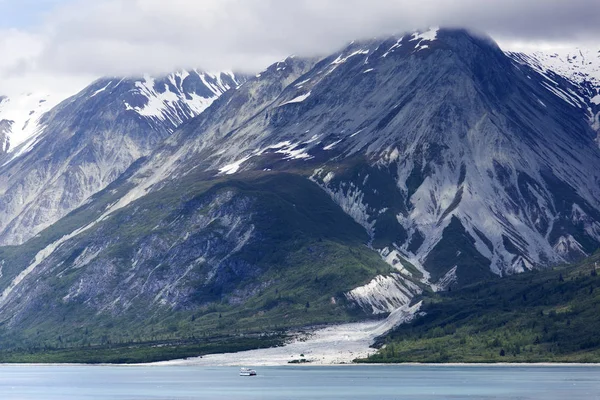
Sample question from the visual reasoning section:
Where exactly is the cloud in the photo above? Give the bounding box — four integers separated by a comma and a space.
0, 27, 91, 95
0, 29, 43, 75
2, 0, 600, 94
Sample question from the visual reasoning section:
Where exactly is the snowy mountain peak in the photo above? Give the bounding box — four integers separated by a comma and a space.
85, 70, 245, 134
0, 91, 69, 153
146, 28, 600, 285
0, 69, 246, 246
122, 70, 242, 129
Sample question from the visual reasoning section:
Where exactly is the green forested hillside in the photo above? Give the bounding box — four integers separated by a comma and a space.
361, 252, 600, 363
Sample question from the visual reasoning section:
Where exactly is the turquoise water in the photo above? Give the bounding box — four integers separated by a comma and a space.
0, 364, 599, 399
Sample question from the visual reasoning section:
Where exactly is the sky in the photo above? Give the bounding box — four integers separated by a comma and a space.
0, 0, 67, 28
1, 0, 599, 95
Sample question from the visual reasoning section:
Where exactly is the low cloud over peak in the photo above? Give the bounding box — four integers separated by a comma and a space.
1, 0, 599, 94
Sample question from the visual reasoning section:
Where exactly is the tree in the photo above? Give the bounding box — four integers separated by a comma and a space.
499, 349, 506, 357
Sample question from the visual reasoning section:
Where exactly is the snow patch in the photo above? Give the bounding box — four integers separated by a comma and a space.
303, 134, 320, 144
331, 50, 370, 65
323, 139, 343, 150
281, 91, 311, 105
507, 46, 600, 87
541, 82, 580, 107
382, 38, 403, 58
219, 155, 252, 175
411, 27, 439, 42
273, 141, 312, 160
410, 27, 439, 51
90, 81, 113, 98
294, 79, 311, 88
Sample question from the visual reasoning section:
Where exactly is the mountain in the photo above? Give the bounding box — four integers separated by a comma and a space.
0, 28, 599, 361
0, 56, 424, 356
108, 28, 600, 283
0, 70, 244, 245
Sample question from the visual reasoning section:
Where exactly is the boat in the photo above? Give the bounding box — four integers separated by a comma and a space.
239, 367, 257, 376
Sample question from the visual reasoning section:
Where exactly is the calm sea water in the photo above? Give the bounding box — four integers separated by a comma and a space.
0, 364, 599, 399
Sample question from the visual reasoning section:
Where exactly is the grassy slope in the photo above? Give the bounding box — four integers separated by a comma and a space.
360, 251, 600, 363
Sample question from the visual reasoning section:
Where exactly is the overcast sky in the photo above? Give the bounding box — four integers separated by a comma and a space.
1, 0, 599, 95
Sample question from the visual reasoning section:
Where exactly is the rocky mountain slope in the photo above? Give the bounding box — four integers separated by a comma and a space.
0, 28, 599, 359
101, 28, 600, 284
506, 45, 600, 145
0, 70, 244, 245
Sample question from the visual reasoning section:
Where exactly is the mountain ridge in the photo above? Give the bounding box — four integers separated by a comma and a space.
0, 27, 598, 361
0, 70, 246, 246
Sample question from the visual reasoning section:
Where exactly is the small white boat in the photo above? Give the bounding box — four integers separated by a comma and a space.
239, 367, 257, 376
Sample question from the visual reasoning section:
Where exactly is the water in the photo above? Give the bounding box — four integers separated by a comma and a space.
1, 364, 599, 399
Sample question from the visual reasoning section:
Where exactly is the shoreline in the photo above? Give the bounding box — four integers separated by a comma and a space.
145, 302, 425, 367
2, 299, 600, 367
2, 361, 600, 368
1, 302, 598, 368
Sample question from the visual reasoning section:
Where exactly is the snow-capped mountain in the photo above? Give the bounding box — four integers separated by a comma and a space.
114, 28, 600, 284
0, 28, 599, 349
0, 70, 245, 245
114, 70, 240, 132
